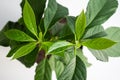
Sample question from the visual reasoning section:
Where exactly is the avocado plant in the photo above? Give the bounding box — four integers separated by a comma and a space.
0, 0, 120, 80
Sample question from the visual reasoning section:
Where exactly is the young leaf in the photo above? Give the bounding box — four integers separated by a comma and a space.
75, 10, 86, 40
66, 16, 76, 34
47, 41, 73, 54
21, 0, 46, 25
58, 56, 86, 80
23, 0, 37, 36
86, 0, 118, 28
82, 38, 116, 50
13, 42, 37, 59
35, 58, 52, 80
5, 29, 36, 42
44, 0, 57, 32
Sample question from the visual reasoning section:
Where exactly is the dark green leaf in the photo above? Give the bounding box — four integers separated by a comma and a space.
35, 58, 52, 80
13, 42, 37, 59
82, 38, 116, 50
58, 56, 86, 80
21, 0, 46, 25
5, 29, 36, 42
47, 41, 73, 54
75, 10, 86, 40
44, 0, 57, 32
66, 16, 76, 34
86, 0, 118, 28
23, 0, 37, 36
49, 3, 68, 27
83, 25, 107, 39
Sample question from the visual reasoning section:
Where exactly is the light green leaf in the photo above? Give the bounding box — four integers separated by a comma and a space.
83, 25, 107, 39
44, 0, 57, 32
5, 29, 36, 42
47, 41, 73, 54
77, 49, 91, 67
90, 27, 120, 57
82, 38, 116, 50
86, 0, 118, 28
58, 56, 86, 80
55, 60, 64, 78
75, 10, 86, 40
66, 16, 76, 34
35, 58, 52, 80
89, 48, 109, 61
23, 0, 37, 36
13, 42, 37, 59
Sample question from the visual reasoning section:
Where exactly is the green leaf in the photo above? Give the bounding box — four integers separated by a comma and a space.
83, 25, 107, 39
49, 3, 68, 27
58, 56, 86, 80
82, 38, 116, 50
55, 60, 64, 78
66, 16, 76, 34
35, 58, 52, 80
75, 10, 86, 40
44, 0, 57, 32
89, 48, 109, 61
5, 29, 36, 42
17, 47, 38, 68
77, 49, 91, 67
23, 0, 37, 36
86, 0, 118, 28
90, 27, 120, 57
47, 41, 73, 54
13, 42, 37, 59
21, 0, 46, 25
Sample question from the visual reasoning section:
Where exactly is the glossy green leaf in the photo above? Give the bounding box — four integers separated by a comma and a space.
13, 42, 37, 59
23, 0, 37, 36
35, 58, 52, 80
82, 38, 116, 50
58, 56, 86, 80
77, 49, 91, 67
75, 10, 86, 40
83, 25, 107, 39
86, 0, 118, 28
44, 0, 57, 32
90, 27, 120, 57
21, 0, 46, 25
66, 16, 76, 34
47, 41, 73, 54
5, 29, 36, 42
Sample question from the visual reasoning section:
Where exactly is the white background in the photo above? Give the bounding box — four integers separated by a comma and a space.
0, 0, 120, 80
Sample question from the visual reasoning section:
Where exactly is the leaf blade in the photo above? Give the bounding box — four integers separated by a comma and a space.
13, 42, 37, 59
5, 29, 36, 42
75, 10, 86, 40
86, 0, 118, 28
23, 0, 37, 36
82, 38, 116, 50
35, 58, 52, 80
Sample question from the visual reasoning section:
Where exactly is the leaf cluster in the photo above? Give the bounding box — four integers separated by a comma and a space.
0, 0, 119, 80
